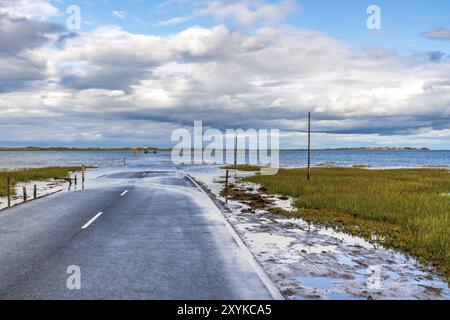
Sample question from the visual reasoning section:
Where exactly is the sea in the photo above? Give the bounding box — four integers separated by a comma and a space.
0, 150, 449, 169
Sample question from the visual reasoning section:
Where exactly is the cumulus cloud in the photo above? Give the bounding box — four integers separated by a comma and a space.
0, 13, 63, 54
28, 25, 450, 136
0, 8, 64, 91
0, 0, 450, 148
0, 0, 58, 19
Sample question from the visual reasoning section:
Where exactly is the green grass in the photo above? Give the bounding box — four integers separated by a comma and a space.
239, 167, 450, 282
0, 166, 85, 197
222, 165, 263, 172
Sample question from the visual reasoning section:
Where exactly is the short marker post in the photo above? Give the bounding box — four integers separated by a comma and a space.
7, 177, 11, 208
23, 186, 27, 203
225, 170, 230, 204
81, 165, 85, 190
307, 112, 311, 181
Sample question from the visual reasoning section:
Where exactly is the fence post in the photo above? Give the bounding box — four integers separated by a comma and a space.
225, 170, 229, 203
23, 186, 27, 202
225, 170, 229, 192
7, 177, 11, 208
307, 112, 311, 181
33, 184, 37, 199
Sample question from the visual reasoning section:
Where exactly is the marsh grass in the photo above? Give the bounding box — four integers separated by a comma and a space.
240, 167, 450, 282
0, 166, 84, 196
222, 165, 262, 172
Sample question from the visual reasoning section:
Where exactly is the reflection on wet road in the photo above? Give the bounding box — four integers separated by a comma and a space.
0, 157, 281, 300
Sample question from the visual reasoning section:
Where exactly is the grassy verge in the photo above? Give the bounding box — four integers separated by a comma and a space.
0, 166, 86, 197
230, 166, 450, 283
222, 165, 262, 172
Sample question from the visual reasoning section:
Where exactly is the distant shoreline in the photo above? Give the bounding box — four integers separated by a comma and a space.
0, 147, 439, 152
0, 147, 170, 152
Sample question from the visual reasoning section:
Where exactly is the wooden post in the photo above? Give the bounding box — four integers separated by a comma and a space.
74, 175, 77, 186
234, 134, 238, 180
307, 112, 311, 181
234, 134, 238, 168
33, 184, 37, 199
225, 170, 229, 193
23, 186, 27, 202
225, 170, 229, 203
7, 177, 11, 208
124, 157, 126, 166
81, 165, 85, 190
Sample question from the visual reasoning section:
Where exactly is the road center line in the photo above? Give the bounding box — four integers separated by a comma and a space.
81, 212, 103, 229
120, 190, 128, 197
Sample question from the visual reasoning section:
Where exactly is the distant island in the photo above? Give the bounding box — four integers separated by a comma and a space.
333, 147, 430, 151
0, 146, 168, 152
0, 146, 430, 152
282, 147, 431, 151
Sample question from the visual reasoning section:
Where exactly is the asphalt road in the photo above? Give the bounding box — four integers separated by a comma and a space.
0, 165, 281, 300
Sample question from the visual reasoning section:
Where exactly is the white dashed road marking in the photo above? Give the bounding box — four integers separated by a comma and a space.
81, 212, 103, 229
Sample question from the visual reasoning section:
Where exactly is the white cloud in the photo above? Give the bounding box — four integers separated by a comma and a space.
112, 10, 126, 20
157, 0, 299, 28
202, 0, 298, 28
157, 15, 194, 26
0, 0, 450, 148
0, 0, 59, 19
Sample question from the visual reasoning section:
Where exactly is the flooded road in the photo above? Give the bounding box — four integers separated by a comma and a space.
0, 158, 280, 299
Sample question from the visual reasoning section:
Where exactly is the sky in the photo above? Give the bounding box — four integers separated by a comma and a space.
0, 0, 450, 149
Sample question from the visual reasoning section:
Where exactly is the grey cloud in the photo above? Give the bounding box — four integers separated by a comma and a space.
2, 16, 450, 147
0, 13, 63, 54
414, 51, 449, 63
422, 28, 450, 41
56, 32, 78, 48
60, 66, 152, 92
426, 51, 448, 63
0, 13, 64, 92
423, 80, 450, 91
0, 55, 50, 92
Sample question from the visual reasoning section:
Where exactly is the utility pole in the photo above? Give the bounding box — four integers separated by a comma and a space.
307, 112, 311, 181
234, 134, 238, 168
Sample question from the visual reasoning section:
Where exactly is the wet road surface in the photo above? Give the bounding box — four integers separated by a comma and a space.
0, 159, 280, 299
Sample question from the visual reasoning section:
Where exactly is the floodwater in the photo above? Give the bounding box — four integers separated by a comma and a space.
186, 165, 450, 300
0, 149, 449, 169
1, 150, 449, 299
